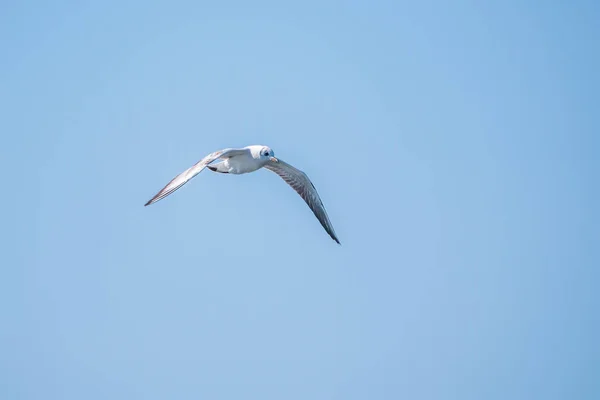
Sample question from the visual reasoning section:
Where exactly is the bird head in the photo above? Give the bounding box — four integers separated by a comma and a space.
260, 146, 278, 163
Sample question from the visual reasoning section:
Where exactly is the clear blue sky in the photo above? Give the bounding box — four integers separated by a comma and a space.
1, 1, 598, 399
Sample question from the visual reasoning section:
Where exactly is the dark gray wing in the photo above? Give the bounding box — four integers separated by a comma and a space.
144, 148, 248, 206
264, 159, 340, 244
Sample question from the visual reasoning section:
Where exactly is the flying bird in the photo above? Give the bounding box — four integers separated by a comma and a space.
144, 145, 340, 244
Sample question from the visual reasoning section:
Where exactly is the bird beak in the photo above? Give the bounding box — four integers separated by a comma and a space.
269, 157, 279, 163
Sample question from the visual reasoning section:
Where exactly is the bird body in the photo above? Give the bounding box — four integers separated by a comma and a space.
207, 145, 266, 174
144, 144, 340, 244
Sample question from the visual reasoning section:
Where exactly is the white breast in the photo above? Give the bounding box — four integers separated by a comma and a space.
226, 153, 263, 174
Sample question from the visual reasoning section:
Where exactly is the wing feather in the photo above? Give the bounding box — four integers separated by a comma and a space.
264, 159, 340, 244
144, 148, 247, 206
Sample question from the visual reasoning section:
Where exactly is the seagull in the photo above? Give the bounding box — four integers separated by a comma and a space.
144, 145, 340, 244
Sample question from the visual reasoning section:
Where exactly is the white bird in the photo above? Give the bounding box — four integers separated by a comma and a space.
144, 145, 340, 244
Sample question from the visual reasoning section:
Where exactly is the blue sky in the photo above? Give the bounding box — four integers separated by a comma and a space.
1, 1, 598, 399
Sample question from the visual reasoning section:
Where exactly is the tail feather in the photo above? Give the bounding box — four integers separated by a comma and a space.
207, 162, 229, 174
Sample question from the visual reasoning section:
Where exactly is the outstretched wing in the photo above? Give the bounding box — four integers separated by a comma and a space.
144, 148, 248, 206
264, 159, 340, 244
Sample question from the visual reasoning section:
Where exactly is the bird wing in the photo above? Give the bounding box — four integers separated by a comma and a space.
264, 158, 340, 244
144, 148, 248, 206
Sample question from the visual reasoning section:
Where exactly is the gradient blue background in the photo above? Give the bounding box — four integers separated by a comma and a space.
1, 1, 598, 399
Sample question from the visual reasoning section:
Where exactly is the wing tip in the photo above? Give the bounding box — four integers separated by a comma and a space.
331, 234, 341, 245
